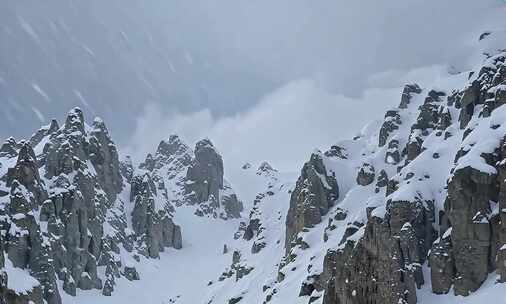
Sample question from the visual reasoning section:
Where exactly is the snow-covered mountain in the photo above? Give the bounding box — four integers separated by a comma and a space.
2, 30, 506, 304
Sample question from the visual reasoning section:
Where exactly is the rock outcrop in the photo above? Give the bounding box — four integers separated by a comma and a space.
130, 171, 182, 259
317, 51, 506, 304
185, 139, 243, 219
0, 108, 183, 303
285, 152, 338, 255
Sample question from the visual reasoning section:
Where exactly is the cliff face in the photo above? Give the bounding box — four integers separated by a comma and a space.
0, 108, 182, 303
278, 49, 506, 303
285, 152, 339, 256
139, 136, 244, 220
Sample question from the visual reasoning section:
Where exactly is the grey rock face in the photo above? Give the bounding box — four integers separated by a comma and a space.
119, 156, 134, 183
0, 138, 19, 159
0, 108, 184, 302
29, 120, 59, 148
87, 118, 123, 202
375, 169, 389, 189
319, 52, 506, 304
379, 110, 401, 147
3, 143, 62, 304
123, 266, 140, 281
130, 171, 182, 258
257, 162, 277, 175
38, 108, 112, 298
497, 139, 506, 283
186, 139, 224, 205
441, 166, 497, 296
385, 139, 401, 165
285, 152, 339, 255
185, 139, 243, 219
429, 232, 454, 294
404, 90, 445, 165
399, 83, 422, 109
458, 55, 505, 128
322, 196, 435, 304
155, 135, 193, 172
324, 145, 348, 159
356, 163, 375, 186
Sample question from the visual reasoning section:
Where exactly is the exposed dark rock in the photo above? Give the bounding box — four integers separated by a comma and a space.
123, 266, 140, 281
444, 166, 497, 296
285, 152, 338, 255
257, 162, 277, 175
376, 169, 389, 189
185, 139, 243, 219
479, 31, 492, 41
379, 110, 401, 147
0, 108, 185, 301
119, 156, 134, 182
29, 119, 59, 148
130, 171, 182, 258
385, 139, 401, 165
399, 83, 422, 109
0, 138, 18, 158
356, 163, 375, 186
322, 194, 436, 304
458, 55, 506, 128
324, 145, 348, 159
88, 118, 123, 201
429, 232, 454, 294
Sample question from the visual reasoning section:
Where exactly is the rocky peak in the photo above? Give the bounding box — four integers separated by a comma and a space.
129, 170, 182, 258
458, 53, 506, 128
0, 137, 18, 158
7, 143, 41, 189
0, 109, 186, 303
257, 161, 277, 175
157, 135, 189, 157
91, 117, 107, 133
285, 151, 339, 254
63, 107, 86, 134
29, 119, 60, 148
186, 138, 224, 203
324, 145, 348, 159
152, 134, 193, 172
184, 139, 242, 219
399, 83, 422, 109
88, 117, 123, 201
119, 155, 134, 182
139, 153, 155, 171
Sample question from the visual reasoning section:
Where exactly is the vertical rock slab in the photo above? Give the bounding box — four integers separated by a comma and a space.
285, 152, 338, 255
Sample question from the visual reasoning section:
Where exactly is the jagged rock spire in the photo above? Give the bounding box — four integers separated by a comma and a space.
64, 107, 85, 133
186, 138, 224, 204
0, 137, 18, 158
285, 151, 339, 255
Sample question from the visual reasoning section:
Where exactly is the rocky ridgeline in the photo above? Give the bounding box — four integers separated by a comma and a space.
0, 108, 182, 303
281, 48, 506, 303
138, 135, 243, 220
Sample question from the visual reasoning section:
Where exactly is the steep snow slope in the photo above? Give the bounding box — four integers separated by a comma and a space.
54, 158, 295, 304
